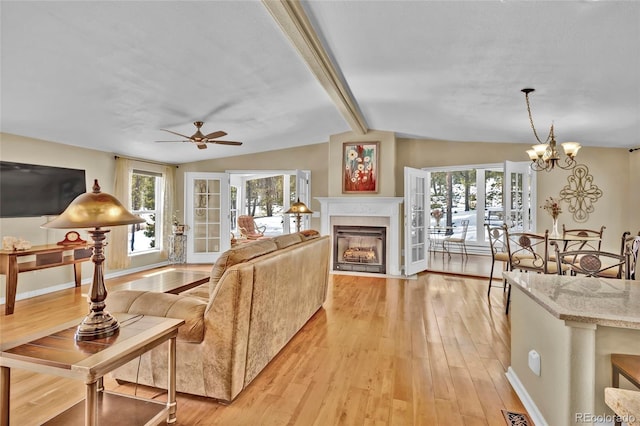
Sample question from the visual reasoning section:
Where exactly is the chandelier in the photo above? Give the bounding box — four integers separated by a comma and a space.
521, 88, 581, 171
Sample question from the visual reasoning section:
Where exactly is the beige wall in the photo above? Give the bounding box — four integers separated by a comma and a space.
328, 130, 397, 197
395, 138, 633, 253
0, 133, 166, 301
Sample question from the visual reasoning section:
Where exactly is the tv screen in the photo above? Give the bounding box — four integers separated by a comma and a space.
0, 161, 87, 218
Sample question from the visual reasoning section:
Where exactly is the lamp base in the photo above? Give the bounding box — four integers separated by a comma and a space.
75, 310, 120, 341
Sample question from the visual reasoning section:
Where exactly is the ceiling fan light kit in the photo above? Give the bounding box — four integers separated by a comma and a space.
157, 121, 243, 150
521, 88, 581, 172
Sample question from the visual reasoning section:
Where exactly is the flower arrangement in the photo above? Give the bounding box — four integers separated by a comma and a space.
431, 208, 444, 220
542, 197, 562, 219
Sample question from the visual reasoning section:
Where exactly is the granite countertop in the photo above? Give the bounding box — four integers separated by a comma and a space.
503, 271, 640, 329
605, 388, 640, 426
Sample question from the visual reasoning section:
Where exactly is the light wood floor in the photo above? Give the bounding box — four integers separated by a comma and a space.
1, 263, 521, 425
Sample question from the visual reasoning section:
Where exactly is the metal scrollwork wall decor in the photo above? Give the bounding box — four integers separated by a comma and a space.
559, 164, 602, 223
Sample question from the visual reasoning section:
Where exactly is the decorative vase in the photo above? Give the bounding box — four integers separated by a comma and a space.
552, 217, 559, 237
436, 218, 441, 227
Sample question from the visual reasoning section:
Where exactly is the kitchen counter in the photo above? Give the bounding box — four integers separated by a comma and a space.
505, 271, 640, 329
504, 271, 640, 426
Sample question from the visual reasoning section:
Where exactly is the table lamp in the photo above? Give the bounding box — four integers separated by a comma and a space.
285, 198, 313, 233
42, 179, 144, 341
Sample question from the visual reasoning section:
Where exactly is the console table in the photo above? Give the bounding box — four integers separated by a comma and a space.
0, 244, 92, 315
0, 313, 184, 426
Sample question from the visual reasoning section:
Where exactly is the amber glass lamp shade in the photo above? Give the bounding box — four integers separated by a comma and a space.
285, 199, 313, 215
43, 179, 144, 341
44, 180, 144, 229
286, 199, 313, 233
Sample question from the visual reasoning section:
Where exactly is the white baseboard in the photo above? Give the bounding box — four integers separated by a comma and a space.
506, 366, 548, 426
505, 367, 619, 426
0, 261, 170, 305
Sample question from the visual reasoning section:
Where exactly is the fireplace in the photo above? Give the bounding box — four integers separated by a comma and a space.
333, 226, 386, 274
316, 197, 403, 276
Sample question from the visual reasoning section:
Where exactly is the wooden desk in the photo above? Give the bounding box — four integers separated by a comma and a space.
0, 313, 184, 426
0, 244, 92, 315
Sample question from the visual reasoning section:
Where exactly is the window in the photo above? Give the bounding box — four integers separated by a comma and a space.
129, 170, 163, 254
427, 164, 504, 245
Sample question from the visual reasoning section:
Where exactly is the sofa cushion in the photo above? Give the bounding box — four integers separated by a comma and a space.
109, 290, 207, 343
209, 239, 278, 296
299, 229, 320, 240
180, 283, 210, 300
272, 233, 303, 249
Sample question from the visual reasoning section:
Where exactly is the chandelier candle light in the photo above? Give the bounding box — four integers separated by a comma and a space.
42, 179, 144, 341
522, 88, 582, 172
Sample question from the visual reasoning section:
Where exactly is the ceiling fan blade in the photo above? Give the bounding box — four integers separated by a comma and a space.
204, 130, 227, 140
213, 140, 243, 146
155, 140, 190, 143
160, 129, 193, 140
196, 143, 208, 150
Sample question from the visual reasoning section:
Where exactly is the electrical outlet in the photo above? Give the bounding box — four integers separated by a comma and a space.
528, 350, 541, 376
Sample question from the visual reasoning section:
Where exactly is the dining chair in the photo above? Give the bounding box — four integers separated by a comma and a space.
503, 229, 568, 313
486, 223, 510, 297
443, 219, 469, 258
561, 224, 605, 251
621, 231, 640, 280
552, 242, 630, 279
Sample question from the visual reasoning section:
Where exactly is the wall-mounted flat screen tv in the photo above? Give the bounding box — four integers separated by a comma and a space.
0, 161, 87, 218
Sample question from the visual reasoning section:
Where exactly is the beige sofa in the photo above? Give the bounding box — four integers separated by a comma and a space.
108, 232, 330, 403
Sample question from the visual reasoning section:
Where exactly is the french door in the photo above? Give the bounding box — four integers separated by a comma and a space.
294, 169, 312, 231
185, 172, 230, 263
404, 167, 430, 275
504, 161, 536, 232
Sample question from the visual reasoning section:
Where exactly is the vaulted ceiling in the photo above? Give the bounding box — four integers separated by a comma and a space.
2, 1, 639, 164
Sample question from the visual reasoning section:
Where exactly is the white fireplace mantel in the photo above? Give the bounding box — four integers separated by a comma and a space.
316, 197, 404, 276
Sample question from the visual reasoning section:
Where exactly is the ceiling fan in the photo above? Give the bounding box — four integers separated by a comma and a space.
156, 121, 243, 150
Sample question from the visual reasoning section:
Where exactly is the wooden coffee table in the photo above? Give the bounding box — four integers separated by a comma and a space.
0, 313, 184, 426
110, 269, 209, 294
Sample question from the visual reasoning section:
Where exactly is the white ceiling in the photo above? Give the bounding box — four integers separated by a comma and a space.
2, 1, 639, 164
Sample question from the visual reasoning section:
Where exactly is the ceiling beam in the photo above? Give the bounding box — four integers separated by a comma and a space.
262, 0, 368, 135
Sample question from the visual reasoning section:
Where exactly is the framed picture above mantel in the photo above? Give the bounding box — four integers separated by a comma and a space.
342, 141, 379, 193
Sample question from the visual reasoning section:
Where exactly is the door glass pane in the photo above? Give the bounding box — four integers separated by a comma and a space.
484, 169, 504, 239
410, 175, 426, 258
510, 172, 524, 230
192, 178, 221, 254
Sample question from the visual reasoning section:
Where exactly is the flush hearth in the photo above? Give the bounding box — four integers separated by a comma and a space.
333, 226, 386, 274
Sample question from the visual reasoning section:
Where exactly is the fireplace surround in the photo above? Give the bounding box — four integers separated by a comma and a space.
316, 197, 403, 275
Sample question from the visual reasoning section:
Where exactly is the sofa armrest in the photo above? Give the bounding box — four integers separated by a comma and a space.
109, 290, 207, 343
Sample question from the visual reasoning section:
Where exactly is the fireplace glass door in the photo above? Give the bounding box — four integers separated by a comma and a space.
333, 226, 386, 274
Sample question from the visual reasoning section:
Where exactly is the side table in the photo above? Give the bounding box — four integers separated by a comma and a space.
1, 313, 184, 426
169, 234, 187, 264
